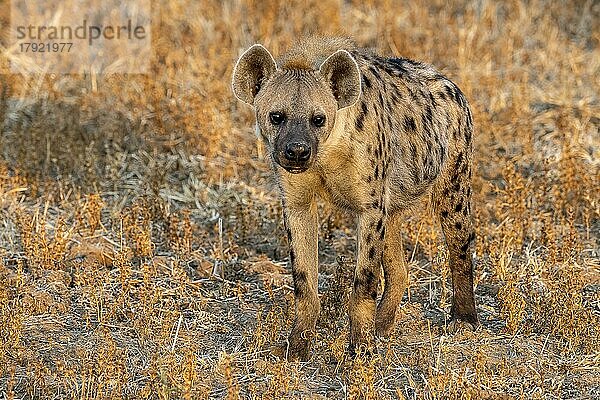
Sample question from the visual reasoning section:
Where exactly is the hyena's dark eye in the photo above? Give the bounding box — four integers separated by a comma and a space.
312, 115, 326, 127
269, 112, 285, 125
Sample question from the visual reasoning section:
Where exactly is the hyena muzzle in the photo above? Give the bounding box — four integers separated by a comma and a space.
232, 37, 478, 360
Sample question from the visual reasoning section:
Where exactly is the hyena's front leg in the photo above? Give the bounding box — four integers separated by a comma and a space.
285, 204, 319, 361
349, 209, 385, 355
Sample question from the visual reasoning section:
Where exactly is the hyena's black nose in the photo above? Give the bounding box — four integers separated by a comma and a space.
284, 142, 311, 162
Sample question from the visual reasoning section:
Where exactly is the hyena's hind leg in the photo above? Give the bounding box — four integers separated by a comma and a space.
434, 153, 479, 330
375, 212, 409, 338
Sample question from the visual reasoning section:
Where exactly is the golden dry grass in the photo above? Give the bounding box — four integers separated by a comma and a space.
0, 0, 599, 399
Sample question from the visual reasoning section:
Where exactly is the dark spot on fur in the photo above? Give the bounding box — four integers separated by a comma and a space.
356, 118, 365, 131
455, 222, 463, 230
403, 116, 416, 132
455, 152, 464, 169
362, 74, 371, 89
289, 248, 296, 265
368, 247, 376, 260
460, 240, 470, 252
293, 270, 307, 297
455, 202, 463, 212
355, 101, 368, 131
441, 210, 449, 218
459, 252, 467, 260
374, 165, 379, 180
376, 218, 383, 232
371, 289, 378, 300
365, 270, 376, 285
353, 270, 379, 299
445, 85, 454, 101
452, 180, 461, 192
429, 92, 437, 107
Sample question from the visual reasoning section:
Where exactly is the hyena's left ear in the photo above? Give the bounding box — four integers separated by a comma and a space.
232, 44, 278, 105
319, 50, 362, 110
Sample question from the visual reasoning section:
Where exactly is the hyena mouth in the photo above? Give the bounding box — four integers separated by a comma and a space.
282, 165, 309, 174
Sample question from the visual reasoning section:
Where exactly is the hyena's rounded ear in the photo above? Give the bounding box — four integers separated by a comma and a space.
232, 44, 278, 105
319, 50, 362, 110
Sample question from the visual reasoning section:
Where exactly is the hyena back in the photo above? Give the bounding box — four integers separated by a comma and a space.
233, 37, 478, 360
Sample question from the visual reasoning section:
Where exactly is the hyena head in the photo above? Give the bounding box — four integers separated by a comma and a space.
232, 44, 361, 173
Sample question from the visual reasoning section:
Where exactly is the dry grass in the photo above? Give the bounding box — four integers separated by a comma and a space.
0, 0, 599, 399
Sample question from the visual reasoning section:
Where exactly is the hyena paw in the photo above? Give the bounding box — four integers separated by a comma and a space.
375, 307, 396, 338
286, 330, 313, 361
375, 315, 395, 338
348, 332, 377, 358
348, 342, 377, 359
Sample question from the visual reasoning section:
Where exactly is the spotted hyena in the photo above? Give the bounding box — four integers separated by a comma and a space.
232, 37, 478, 360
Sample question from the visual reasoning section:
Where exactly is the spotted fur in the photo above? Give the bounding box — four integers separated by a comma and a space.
233, 36, 478, 360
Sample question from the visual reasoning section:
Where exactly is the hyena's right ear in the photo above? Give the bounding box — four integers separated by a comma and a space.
232, 44, 278, 105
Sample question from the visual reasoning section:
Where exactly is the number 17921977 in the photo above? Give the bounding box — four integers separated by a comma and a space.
19, 42, 73, 52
